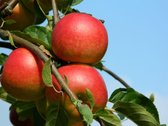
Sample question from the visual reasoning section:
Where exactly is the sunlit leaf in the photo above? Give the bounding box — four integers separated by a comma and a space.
86, 88, 94, 110
113, 102, 160, 126
95, 109, 122, 126
77, 101, 93, 126
7, 31, 16, 48
12, 26, 52, 50
42, 58, 52, 87
109, 88, 160, 122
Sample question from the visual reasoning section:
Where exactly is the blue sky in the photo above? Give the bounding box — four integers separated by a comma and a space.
0, 0, 168, 125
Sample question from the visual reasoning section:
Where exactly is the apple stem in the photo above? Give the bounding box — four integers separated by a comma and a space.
51, 0, 60, 25
102, 66, 131, 88
0, 28, 77, 106
0, 0, 18, 18
0, 41, 15, 50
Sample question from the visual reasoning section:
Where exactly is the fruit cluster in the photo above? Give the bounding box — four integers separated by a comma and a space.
0, 2, 109, 124
0, 0, 69, 30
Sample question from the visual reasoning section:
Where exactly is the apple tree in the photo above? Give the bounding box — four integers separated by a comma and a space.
0, 0, 166, 126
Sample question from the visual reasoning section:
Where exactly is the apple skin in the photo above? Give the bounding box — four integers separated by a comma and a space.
52, 13, 108, 64
1, 48, 45, 101
68, 117, 84, 126
45, 75, 62, 103
46, 64, 108, 117
10, 108, 34, 126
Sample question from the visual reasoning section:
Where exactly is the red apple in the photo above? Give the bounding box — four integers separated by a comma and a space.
45, 75, 62, 103
1, 48, 45, 101
10, 108, 34, 126
52, 13, 108, 64
68, 117, 84, 126
46, 64, 108, 117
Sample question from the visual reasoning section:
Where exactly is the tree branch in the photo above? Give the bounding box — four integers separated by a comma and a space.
0, 41, 15, 50
102, 65, 131, 88
0, 0, 18, 18
51, 0, 60, 25
0, 28, 77, 104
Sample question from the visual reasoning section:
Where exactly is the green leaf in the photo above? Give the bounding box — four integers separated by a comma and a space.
12, 26, 52, 50
24, 26, 51, 48
113, 102, 160, 126
72, 0, 83, 6
32, 107, 45, 126
42, 59, 52, 87
160, 124, 167, 126
45, 103, 59, 126
0, 53, 8, 65
7, 31, 16, 48
77, 101, 93, 126
109, 88, 160, 122
10, 101, 35, 120
149, 93, 155, 102
94, 61, 104, 70
86, 88, 94, 110
45, 103, 68, 126
95, 109, 122, 126
0, 87, 16, 104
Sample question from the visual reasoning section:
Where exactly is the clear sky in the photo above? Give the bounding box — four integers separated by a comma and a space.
0, 0, 168, 125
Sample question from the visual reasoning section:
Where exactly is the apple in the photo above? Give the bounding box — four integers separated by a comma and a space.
45, 75, 62, 103
1, 48, 45, 101
52, 12, 108, 64
10, 108, 34, 126
68, 117, 84, 126
1, 1, 36, 30
46, 64, 108, 117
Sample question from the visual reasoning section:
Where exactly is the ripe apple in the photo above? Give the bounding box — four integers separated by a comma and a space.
0, 1, 36, 30
68, 117, 84, 126
10, 108, 34, 126
45, 75, 62, 103
46, 64, 108, 117
52, 13, 108, 64
1, 48, 45, 101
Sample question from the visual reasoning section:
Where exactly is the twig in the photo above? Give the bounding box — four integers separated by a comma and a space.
0, 0, 18, 18
0, 41, 15, 50
102, 65, 131, 88
51, 0, 60, 25
0, 28, 77, 104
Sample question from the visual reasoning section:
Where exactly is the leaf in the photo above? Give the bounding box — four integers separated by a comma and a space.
7, 31, 16, 48
0, 87, 16, 104
0, 53, 8, 65
24, 26, 51, 48
32, 107, 45, 126
72, 0, 83, 6
94, 61, 104, 70
86, 88, 94, 110
149, 93, 155, 102
160, 124, 167, 126
10, 101, 35, 120
45, 103, 59, 126
77, 101, 93, 126
12, 26, 52, 50
113, 102, 160, 126
45, 103, 68, 126
109, 88, 160, 122
95, 109, 122, 126
42, 58, 52, 87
